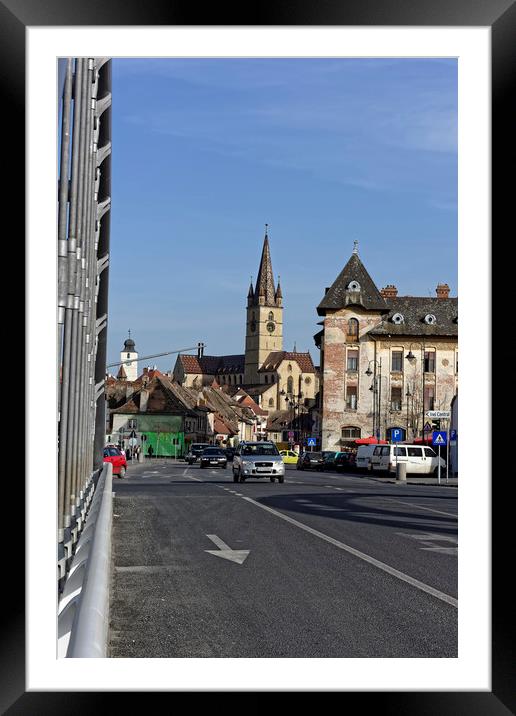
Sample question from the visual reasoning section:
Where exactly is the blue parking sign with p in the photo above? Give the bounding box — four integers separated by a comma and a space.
391, 428, 403, 442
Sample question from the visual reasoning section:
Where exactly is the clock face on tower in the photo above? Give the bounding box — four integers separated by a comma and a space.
266, 321, 275, 333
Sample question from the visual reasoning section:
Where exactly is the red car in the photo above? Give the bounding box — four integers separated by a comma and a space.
103, 446, 127, 477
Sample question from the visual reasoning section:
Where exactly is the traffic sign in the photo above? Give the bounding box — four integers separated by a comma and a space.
423, 422, 432, 433
426, 411, 451, 419
432, 431, 447, 446
307, 437, 316, 447
391, 428, 403, 442
450, 429, 457, 440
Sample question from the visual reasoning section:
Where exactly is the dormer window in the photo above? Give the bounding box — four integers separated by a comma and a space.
424, 314, 437, 325
391, 313, 404, 325
347, 280, 361, 291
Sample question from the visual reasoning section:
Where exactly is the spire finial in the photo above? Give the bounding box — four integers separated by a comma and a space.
128, 328, 131, 338
265, 223, 269, 236
293, 341, 297, 353
353, 240, 359, 255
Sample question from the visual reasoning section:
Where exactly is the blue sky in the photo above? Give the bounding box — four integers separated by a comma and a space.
107, 58, 457, 373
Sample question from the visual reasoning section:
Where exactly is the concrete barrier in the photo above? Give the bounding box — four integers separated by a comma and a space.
58, 461, 112, 658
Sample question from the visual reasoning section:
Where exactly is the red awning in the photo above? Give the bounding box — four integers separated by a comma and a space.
412, 436, 434, 444
355, 436, 388, 445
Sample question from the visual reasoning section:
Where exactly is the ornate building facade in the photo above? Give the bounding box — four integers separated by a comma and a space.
315, 246, 457, 450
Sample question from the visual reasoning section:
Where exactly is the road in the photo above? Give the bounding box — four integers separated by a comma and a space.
109, 459, 458, 658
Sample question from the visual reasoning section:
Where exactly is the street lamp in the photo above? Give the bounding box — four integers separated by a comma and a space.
280, 388, 303, 446
405, 340, 426, 440
405, 387, 411, 440
365, 358, 382, 440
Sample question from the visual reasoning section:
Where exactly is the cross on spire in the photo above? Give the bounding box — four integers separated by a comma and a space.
353, 240, 359, 255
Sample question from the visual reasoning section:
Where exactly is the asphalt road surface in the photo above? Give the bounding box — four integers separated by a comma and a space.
109, 459, 458, 658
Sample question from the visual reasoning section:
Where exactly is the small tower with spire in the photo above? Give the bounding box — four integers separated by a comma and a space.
244, 225, 284, 384
120, 330, 138, 381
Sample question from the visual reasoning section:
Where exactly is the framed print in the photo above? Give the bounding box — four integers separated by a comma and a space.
5, 0, 514, 711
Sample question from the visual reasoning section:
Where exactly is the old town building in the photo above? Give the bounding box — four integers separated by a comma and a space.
172, 229, 319, 413
315, 244, 457, 451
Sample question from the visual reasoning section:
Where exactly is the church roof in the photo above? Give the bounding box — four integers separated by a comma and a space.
317, 251, 388, 315
259, 351, 316, 373
253, 232, 277, 306
178, 354, 245, 375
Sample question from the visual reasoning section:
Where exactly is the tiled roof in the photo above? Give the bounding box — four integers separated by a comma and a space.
259, 351, 316, 373
369, 296, 458, 337
179, 354, 245, 375
317, 252, 388, 315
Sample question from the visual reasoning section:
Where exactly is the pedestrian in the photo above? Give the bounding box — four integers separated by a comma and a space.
148, 444, 154, 459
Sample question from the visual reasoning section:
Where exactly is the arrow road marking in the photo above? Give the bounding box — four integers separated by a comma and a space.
204, 534, 250, 565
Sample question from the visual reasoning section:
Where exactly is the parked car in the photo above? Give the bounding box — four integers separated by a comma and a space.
199, 447, 228, 469
233, 441, 285, 483
370, 444, 446, 476
224, 447, 236, 461
279, 449, 299, 464
334, 451, 357, 472
296, 451, 325, 471
355, 444, 382, 472
103, 445, 127, 478
185, 443, 211, 465
321, 450, 338, 470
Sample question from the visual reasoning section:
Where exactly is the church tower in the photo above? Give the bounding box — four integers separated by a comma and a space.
244, 227, 283, 384
120, 331, 138, 381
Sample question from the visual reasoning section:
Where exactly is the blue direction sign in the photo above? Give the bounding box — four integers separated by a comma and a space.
307, 437, 316, 447
391, 428, 404, 442
432, 431, 447, 446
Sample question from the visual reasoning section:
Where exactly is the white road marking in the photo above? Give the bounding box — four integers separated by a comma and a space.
384, 497, 457, 518
219, 488, 457, 607
204, 534, 250, 565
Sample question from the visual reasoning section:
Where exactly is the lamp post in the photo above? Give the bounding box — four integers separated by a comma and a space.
405, 387, 411, 440
365, 358, 382, 440
405, 339, 426, 440
280, 388, 303, 447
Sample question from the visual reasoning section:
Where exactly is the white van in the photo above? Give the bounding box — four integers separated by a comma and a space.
370, 444, 446, 475
355, 444, 381, 471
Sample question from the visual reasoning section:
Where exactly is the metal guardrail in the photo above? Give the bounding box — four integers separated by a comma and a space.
57, 57, 112, 590
58, 461, 113, 658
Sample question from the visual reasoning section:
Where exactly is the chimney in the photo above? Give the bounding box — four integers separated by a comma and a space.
381, 284, 398, 298
436, 283, 450, 299
140, 387, 149, 412
197, 342, 204, 359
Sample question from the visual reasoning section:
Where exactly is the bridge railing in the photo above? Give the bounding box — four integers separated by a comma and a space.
57, 57, 112, 591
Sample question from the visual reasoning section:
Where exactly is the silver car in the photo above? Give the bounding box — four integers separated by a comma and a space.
232, 441, 285, 483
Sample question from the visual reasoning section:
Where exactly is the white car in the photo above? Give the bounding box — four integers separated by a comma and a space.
232, 441, 285, 483
370, 444, 446, 475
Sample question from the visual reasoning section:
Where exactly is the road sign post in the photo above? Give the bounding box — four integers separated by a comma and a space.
432, 431, 447, 485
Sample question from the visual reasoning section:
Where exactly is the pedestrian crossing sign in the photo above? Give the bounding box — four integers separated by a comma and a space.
432, 431, 447, 446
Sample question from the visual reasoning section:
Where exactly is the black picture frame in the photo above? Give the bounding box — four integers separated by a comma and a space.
5, 0, 513, 711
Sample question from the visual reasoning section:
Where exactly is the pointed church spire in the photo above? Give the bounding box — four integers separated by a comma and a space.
275, 275, 282, 303
254, 226, 276, 306
247, 276, 254, 298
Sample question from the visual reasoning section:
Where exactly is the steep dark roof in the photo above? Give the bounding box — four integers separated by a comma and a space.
317, 252, 388, 315
253, 233, 277, 307
369, 297, 458, 337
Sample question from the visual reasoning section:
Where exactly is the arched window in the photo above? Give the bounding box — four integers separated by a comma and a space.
341, 426, 361, 439
271, 374, 275, 383
268, 311, 274, 321
287, 376, 293, 395
269, 397, 274, 407
265, 375, 269, 384
239, 375, 243, 384
347, 318, 359, 338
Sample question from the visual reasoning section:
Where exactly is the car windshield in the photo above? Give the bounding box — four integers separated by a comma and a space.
308, 452, 323, 459
203, 448, 225, 456
241, 444, 279, 456
104, 447, 120, 457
